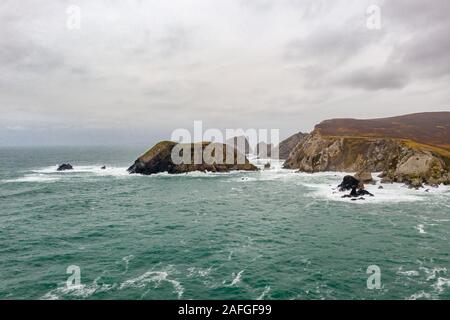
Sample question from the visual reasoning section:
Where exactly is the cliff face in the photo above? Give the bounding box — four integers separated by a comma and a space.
284, 133, 450, 186
277, 132, 308, 159
128, 141, 257, 175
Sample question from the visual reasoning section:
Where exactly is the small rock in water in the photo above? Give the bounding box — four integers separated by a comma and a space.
57, 163, 73, 171
338, 175, 361, 191
378, 186, 384, 189
101, 166, 106, 170
264, 162, 271, 169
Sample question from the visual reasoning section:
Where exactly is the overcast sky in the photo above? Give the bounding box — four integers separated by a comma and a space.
1, 0, 449, 146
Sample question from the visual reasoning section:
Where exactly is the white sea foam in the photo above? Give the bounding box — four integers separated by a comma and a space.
415, 224, 426, 234
122, 255, 134, 274
298, 172, 448, 204
3, 165, 134, 184
187, 267, 213, 278
41, 278, 114, 300
257, 285, 271, 300
433, 277, 450, 293
228, 270, 244, 287
33, 165, 131, 177
408, 291, 432, 300
2, 174, 59, 183
119, 269, 184, 299
420, 266, 447, 281
397, 267, 420, 277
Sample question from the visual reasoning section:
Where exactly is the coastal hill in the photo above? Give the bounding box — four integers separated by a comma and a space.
284, 112, 450, 187
315, 112, 450, 152
128, 141, 257, 175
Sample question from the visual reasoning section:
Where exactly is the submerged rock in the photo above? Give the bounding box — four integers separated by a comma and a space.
101, 166, 106, 170
264, 162, 271, 169
128, 141, 258, 175
57, 163, 73, 171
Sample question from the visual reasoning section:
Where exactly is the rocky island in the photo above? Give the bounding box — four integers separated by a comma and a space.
128, 141, 257, 175
284, 112, 450, 188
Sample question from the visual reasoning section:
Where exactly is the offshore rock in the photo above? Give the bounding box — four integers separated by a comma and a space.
128, 141, 257, 175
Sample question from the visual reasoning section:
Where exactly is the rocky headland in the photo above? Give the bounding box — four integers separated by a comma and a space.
283, 112, 450, 187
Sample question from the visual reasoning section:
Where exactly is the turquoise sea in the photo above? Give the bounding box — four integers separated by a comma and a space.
1, 146, 450, 300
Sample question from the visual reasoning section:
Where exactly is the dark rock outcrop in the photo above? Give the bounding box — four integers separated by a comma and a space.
341, 186, 374, 199
128, 141, 257, 175
57, 163, 73, 171
338, 175, 361, 191
264, 162, 271, 169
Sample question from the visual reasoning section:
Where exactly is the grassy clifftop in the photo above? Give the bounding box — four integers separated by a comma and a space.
315, 112, 450, 151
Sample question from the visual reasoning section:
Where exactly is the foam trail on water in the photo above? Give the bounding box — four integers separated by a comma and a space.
2, 175, 59, 183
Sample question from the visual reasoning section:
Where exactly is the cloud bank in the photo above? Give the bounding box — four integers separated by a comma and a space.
1, 0, 449, 145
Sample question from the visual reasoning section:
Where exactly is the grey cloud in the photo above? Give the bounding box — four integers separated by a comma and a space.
336, 67, 409, 90
385, 0, 450, 29
387, 23, 450, 80
284, 26, 379, 63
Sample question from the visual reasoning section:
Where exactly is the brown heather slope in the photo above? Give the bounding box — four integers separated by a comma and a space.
315, 112, 450, 151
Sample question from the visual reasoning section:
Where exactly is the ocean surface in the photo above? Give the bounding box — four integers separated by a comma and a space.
1, 146, 450, 300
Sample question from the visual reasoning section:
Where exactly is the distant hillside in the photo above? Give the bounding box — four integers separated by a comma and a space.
315, 112, 450, 151
277, 131, 308, 159
226, 136, 252, 155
